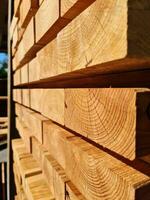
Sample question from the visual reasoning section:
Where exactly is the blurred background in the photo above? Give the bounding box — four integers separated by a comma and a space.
0, 0, 8, 199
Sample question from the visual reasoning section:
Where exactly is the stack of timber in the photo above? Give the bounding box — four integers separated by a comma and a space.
10, 0, 150, 199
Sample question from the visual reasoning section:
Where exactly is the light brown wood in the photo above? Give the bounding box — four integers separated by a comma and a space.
43, 154, 69, 200
35, 0, 67, 45
14, 0, 21, 17
22, 18, 35, 58
12, 140, 32, 166
15, 104, 48, 143
29, 57, 40, 82
21, 64, 29, 84
25, 174, 55, 200
0, 117, 8, 123
37, 39, 59, 79
39, 0, 44, 6
12, 25, 19, 55
13, 89, 22, 104
17, 19, 25, 43
66, 181, 87, 200
19, 156, 42, 189
20, 0, 39, 28
16, 39, 26, 67
10, 16, 18, 40
65, 89, 150, 160
39, 89, 64, 125
30, 89, 42, 111
43, 121, 150, 200
57, 0, 150, 73
13, 163, 22, 193
14, 70, 21, 86
61, 0, 95, 19
16, 117, 32, 153
22, 89, 30, 107
31, 136, 48, 167
18, 88, 150, 160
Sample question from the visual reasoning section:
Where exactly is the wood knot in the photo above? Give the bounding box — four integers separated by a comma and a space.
65, 102, 68, 108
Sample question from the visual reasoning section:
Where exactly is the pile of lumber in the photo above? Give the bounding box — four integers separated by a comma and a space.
10, 0, 150, 199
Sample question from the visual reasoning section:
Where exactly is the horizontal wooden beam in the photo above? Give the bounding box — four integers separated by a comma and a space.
43, 121, 150, 200
14, 68, 150, 88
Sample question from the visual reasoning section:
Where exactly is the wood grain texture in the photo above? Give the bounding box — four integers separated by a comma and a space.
31, 136, 48, 167
35, 0, 61, 45
13, 163, 22, 194
14, 70, 21, 86
13, 89, 20, 106
12, 139, 31, 165
15, 104, 48, 143
12, 25, 19, 56
18, 156, 42, 189
37, 39, 60, 79
16, 17, 42, 68
39, 89, 65, 125
25, 174, 55, 200
22, 17, 35, 57
43, 154, 68, 199
61, 0, 95, 19
43, 121, 150, 200
16, 117, 32, 153
29, 57, 40, 82
66, 181, 87, 200
35, 0, 96, 45
20, 0, 39, 28
57, 0, 150, 74
65, 89, 150, 160
21, 64, 29, 84
22, 89, 30, 107
30, 89, 42, 111
10, 16, 18, 40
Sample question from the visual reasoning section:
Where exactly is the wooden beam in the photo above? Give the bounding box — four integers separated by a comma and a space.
66, 181, 87, 200
65, 89, 150, 160
13, 89, 22, 104
30, 89, 42, 111
20, 0, 39, 28
15, 104, 49, 144
22, 89, 30, 107
18, 156, 42, 189
10, 16, 18, 40
20, 64, 29, 84
28, 57, 40, 82
43, 154, 69, 199
31, 136, 48, 167
13, 70, 21, 86
14, 88, 150, 160
25, 174, 54, 200
16, 117, 32, 153
43, 121, 150, 200
57, 0, 150, 73
14, 68, 150, 89
61, 0, 96, 19
39, 89, 64, 125
14, 0, 21, 17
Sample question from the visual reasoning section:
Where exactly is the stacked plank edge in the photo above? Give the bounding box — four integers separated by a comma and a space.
11, 0, 150, 199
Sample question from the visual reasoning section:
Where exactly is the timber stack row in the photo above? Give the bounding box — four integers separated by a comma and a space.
10, 0, 150, 199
